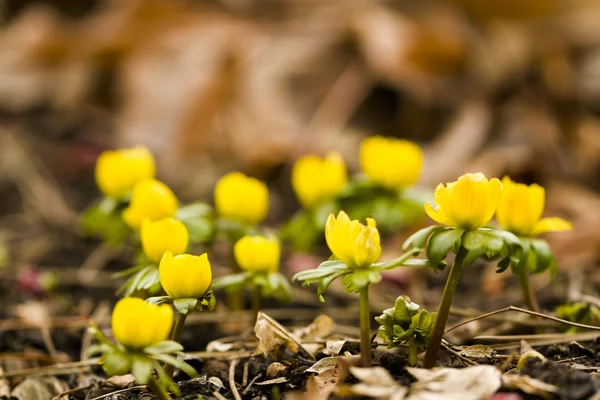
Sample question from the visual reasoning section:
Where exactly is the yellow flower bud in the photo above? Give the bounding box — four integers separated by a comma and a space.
111, 297, 173, 350
425, 173, 502, 230
291, 152, 348, 209
159, 251, 212, 299
234, 235, 280, 273
496, 177, 572, 237
122, 179, 178, 229
141, 218, 189, 263
214, 172, 269, 225
95, 146, 156, 199
325, 211, 381, 268
360, 136, 423, 189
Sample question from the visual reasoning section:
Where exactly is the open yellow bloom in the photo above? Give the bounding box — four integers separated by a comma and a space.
122, 179, 178, 229
159, 251, 212, 299
496, 177, 572, 237
234, 235, 280, 273
425, 173, 502, 230
111, 297, 173, 350
95, 146, 156, 199
325, 211, 381, 268
141, 218, 189, 262
214, 172, 269, 225
292, 152, 348, 209
360, 136, 423, 190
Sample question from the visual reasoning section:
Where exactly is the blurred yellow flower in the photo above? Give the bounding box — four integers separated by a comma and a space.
111, 297, 173, 350
159, 251, 212, 299
141, 218, 189, 262
234, 235, 280, 273
214, 172, 269, 225
122, 179, 178, 229
425, 173, 502, 230
95, 146, 156, 199
291, 152, 348, 209
325, 211, 381, 268
360, 136, 423, 190
496, 177, 572, 237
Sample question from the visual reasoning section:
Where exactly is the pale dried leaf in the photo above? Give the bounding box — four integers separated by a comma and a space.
13, 301, 50, 328
406, 365, 502, 400
254, 312, 310, 357
305, 357, 339, 375
337, 366, 407, 400
206, 340, 235, 352
293, 315, 334, 340
502, 373, 557, 399
324, 340, 346, 356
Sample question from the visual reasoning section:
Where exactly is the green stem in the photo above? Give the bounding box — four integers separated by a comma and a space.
359, 286, 372, 367
408, 339, 418, 367
518, 269, 540, 313
148, 377, 173, 400
252, 285, 262, 326
423, 244, 468, 369
375, 248, 423, 271
164, 312, 188, 377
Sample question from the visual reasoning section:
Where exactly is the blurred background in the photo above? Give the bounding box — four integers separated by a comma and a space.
1, 0, 600, 349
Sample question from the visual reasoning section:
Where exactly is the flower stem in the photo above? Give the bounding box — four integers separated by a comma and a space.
148, 377, 173, 400
164, 312, 188, 377
423, 244, 468, 369
408, 339, 418, 367
518, 269, 540, 313
359, 286, 372, 367
252, 285, 262, 325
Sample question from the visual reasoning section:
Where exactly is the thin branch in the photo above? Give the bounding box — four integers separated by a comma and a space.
229, 359, 242, 400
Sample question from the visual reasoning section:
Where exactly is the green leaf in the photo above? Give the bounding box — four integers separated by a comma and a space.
112, 264, 149, 279
530, 239, 553, 274
292, 260, 347, 283
212, 273, 250, 291
463, 230, 503, 257
426, 229, 463, 269
131, 354, 154, 384
342, 268, 381, 293
173, 298, 198, 315
267, 273, 293, 303
312, 199, 339, 227
402, 225, 445, 252
144, 340, 184, 356
102, 348, 132, 377
317, 269, 351, 301
119, 266, 161, 297
153, 354, 199, 378
146, 296, 171, 305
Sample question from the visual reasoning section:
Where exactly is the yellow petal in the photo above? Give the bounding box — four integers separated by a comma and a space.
425, 202, 451, 226
214, 172, 269, 225
141, 218, 189, 262
234, 235, 280, 273
496, 177, 544, 236
111, 297, 173, 350
531, 217, 572, 236
292, 152, 348, 209
122, 179, 178, 229
95, 146, 156, 199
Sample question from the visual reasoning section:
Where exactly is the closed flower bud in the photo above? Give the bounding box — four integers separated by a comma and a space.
111, 297, 173, 350
291, 152, 348, 209
360, 136, 423, 190
496, 177, 572, 237
159, 251, 212, 299
325, 211, 381, 268
141, 218, 189, 262
425, 173, 502, 230
95, 146, 156, 199
122, 179, 178, 229
214, 172, 269, 225
234, 235, 280, 273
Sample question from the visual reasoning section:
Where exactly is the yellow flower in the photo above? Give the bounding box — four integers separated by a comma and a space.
425, 173, 502, 230
141, 218, 189, 262
111, 297, 173, 350
496, 177, 572, 237
291, 152, 348, 209
214, 172, 269, 225
234, 235, 280, 273
159, 251, 212, 299
325, 211, 381, 268
360, 136, 423, 190
95, 146, 156, 199
122, 179, 178, 229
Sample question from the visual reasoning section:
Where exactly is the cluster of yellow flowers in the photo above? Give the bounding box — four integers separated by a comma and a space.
425, 173, 571, 237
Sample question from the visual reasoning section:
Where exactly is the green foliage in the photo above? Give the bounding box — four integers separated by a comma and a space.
175, 202, 216, 244
555, 302, 600, 333
280, 200, 338, 252
507, 237, 557, 280
212, 271, 292, 303
81, 198, 130, 246
115, 265, 161, 297
147, 290, 216, 315
338, 181, 427, 233
88, 322, 198, 391
375, 296, 437, 365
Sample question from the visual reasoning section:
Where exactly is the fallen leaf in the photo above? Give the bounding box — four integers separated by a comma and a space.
254, 312, 312, 358
501, 373, 557, 399
305, 357, 339, 375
